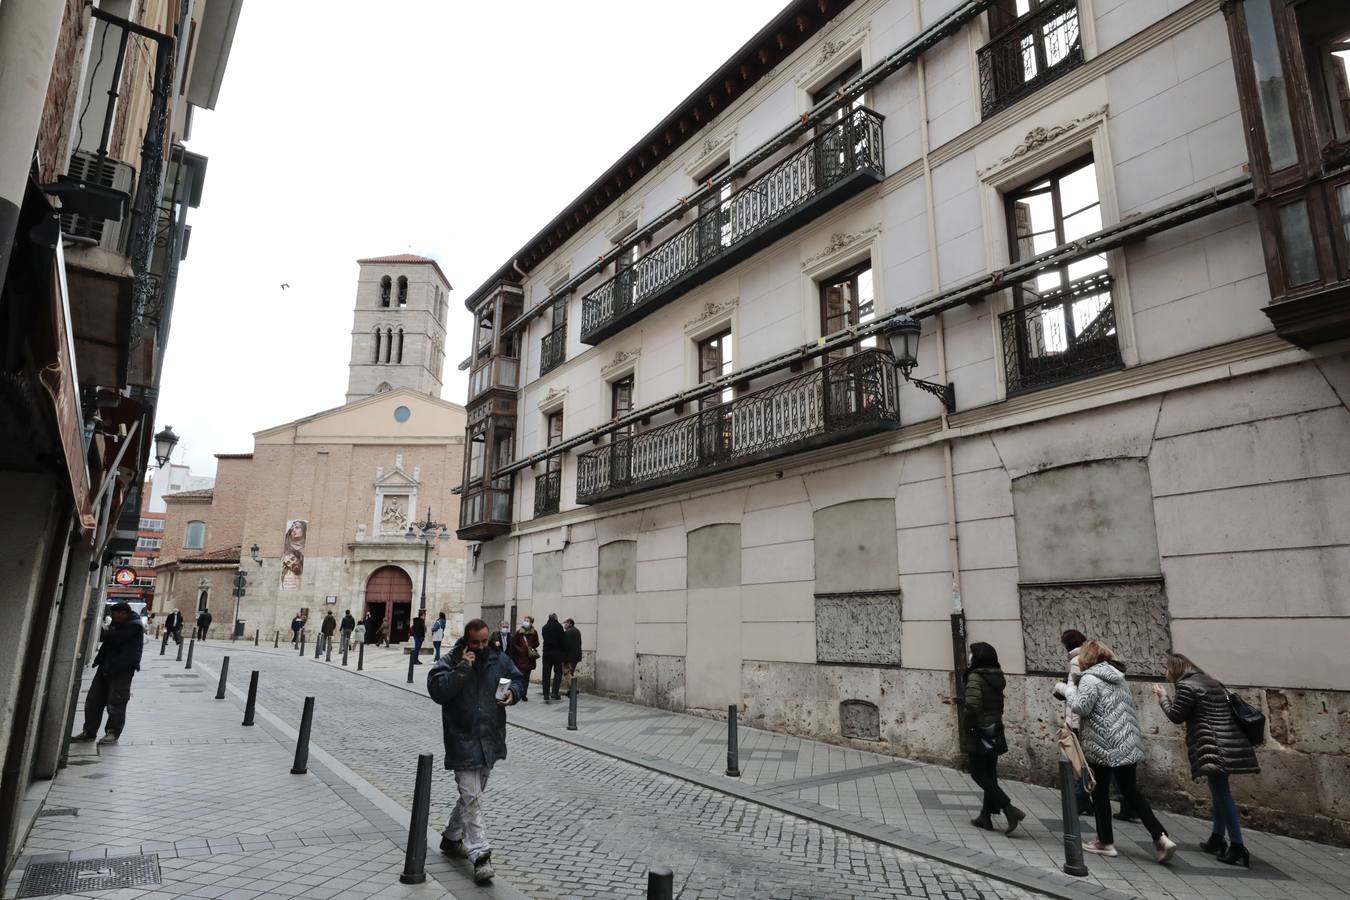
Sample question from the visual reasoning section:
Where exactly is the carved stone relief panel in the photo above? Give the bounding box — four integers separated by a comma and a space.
1019, 578, 1171, 676
815, 592, 902, 666
380, 495, 410, 534
840, 700, 881, 741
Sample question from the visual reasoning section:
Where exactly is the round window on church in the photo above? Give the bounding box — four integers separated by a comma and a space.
393, 405, 411, 423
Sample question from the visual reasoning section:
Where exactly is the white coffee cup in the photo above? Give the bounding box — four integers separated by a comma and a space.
495, 677, 511, 701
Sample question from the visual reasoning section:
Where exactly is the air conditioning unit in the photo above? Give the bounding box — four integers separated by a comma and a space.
58, 151, 135, 251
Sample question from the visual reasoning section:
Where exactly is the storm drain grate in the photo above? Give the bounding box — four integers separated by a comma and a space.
37, 807, 78, 818
17, 853, 161, 897
65, 759, 99, 766
161, 674, 200, 679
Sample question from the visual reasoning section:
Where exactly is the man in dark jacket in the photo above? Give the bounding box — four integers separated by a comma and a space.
340, 610, 356, 651
427, 619, 525, 884
164, 608, 184, 645
320, 611, 337, 655
72, 603, 144, 745
562, 618, 583, 695
195, 609, 212, 640
411, 615, 427, 664
540, 613, 564, 702
291, 613, 305, 646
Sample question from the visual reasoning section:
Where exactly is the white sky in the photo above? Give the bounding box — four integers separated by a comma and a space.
157, 0, 787, 476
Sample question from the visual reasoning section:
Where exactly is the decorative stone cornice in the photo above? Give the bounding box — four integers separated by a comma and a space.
801, 224, 881, 269
684, 297, 739, 332
684, 131, 736, 177
544, 259, 571, 292
979, 105, 1110, 178
601, 348, 641, 376
537, 385, 569, 411
604, 205, 642, 243
795, 24, 869, 88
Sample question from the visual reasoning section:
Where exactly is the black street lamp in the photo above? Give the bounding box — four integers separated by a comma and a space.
884, 315, 956, 414
153, 425, 180, 468
404, 507, 449, 619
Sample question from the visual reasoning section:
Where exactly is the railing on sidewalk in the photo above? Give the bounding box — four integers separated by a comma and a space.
977, 0, 1084, 118
999, 271, 1121, 394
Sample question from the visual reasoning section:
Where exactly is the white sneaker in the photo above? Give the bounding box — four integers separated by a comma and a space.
1155, 834, 1177, 863
97, 733, 119, 745
1083, 840, 1118, 857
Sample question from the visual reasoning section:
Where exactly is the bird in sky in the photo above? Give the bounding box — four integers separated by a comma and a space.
280, 283, 290, 290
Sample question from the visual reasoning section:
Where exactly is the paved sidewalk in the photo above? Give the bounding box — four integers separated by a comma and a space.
1, 644, 521, 900
330, 643, 1350, 900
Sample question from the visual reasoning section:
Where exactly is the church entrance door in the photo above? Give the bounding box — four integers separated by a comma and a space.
365, 566, 414, 645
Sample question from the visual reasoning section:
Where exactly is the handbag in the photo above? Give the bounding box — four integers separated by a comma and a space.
973, 722, 1008, 756
1057, 727, 1097, 793
527, 645, 540, 659
1227, 691, 1266, 746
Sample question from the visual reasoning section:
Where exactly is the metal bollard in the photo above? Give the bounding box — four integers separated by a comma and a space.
342, 642, 349, 667
646, 866, 674, 900
315, 633, 323, 659
567, 679, 578, 731
726, 704, 741, 777
325, 636, 333, 662
160, 631, 169, 656
1058, 759, 1090, 876
176, 638, 184, 661
242, 671, 259, 726
274, 630, 279, 648
231, 628, 237, 643
406, 646, 416, 684
185, 637, 195, 670
215, 656, 230, 700
299, 631, 306, 657
357, 641, 364, 671
291, 696, 315, 774
254, 629, 259, 646
399, 753, 434, 884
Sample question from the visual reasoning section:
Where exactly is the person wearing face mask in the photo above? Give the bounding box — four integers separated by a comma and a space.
428, 619, 526, 884
431, 612, 447, 661
507, 617, 539, 701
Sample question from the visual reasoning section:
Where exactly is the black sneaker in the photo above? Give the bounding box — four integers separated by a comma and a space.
70, 732, 96, 743
439, 836, 468, 859
473, 852, 494, 883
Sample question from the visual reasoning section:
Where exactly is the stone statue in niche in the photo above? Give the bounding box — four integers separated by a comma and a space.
380, 495, 409, 535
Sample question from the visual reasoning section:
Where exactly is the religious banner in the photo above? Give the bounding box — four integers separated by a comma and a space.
280, 519, 308, 592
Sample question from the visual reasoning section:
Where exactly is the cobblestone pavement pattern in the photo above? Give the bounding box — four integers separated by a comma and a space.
195, 643, 1038, 900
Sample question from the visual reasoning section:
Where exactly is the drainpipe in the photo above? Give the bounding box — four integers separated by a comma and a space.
914, 0, 969, 746
0, 0, 66, 296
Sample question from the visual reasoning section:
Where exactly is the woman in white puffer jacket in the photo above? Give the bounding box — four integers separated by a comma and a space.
1060, 640, 1176, 864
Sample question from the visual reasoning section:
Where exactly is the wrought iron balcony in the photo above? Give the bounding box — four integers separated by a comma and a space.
978, 0, 1084, 119
1000, 271, 1122, 395
534, 469, 561, 517
576, 348, 899, 504
539, 324, 566, 376
457, 484, 513, 541
580, 108, 885, 345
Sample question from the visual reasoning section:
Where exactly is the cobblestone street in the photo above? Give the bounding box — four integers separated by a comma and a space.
199, 642, 1036, 899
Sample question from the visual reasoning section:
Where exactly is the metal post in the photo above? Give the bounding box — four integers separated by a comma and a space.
231, 628, 236, 643
357, 641, 364, 671
342, 641, 349, 667
299, 630, 306, 657
1058, 760, 1089, 876
185, 637, 195, 670
399, 753, 433, 884
567, 679, 578, 731
176, 638, 183, 661
242, 671, 259, 726
325, 636, 333, 663
255, 629, 259, 646
214, 656, 230, 700
646, 866, 674, 900
291, 696, 314, 774
274, 630, 279, 648
406, 646, 416, 684
315, 633, 323, 659
160, 631, 169, 656
726, 704, 741, 777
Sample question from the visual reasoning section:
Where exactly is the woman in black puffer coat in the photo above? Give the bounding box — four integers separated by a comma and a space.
1153, 653, 1259, 868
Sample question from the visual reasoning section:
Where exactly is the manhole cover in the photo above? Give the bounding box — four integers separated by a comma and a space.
17, 853, 160, 897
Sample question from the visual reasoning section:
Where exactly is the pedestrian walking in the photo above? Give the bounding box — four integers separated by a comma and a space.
375, 618, 390, 647
411, 615, 428, 664
71, 603, 144, 745
143, 610, 155, 641
561, 617, 583, 695
320, 611, 337, 654
195, 609, 212, 641
507, 617, 539, 701
353, 620, 366, 647
1154, 654, 1260, 868
431, 612, 447, 661
541, 613, 564, 702
962, 642, 1026, 834
166, 609, 184, 644
291, 613, 305, 647
1060, 640, 1177, 862
428, 618, 526, 884
340, 609, 356, 652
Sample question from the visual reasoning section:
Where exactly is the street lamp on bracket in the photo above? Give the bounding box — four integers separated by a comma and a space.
153, 425, 180, 468
883, 315, 956, 415
404, 507, 450, 619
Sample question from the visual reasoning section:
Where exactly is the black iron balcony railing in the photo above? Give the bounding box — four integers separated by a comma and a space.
977, 0, 1084, 119
1000, 271, 1121, 394
576, 348, 899, 504
540, 324, 566, 376
534, 469, 561, 517
580, 108, 885, 345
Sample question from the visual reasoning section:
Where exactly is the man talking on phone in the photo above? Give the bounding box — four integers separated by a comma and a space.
427, 617, 526, 884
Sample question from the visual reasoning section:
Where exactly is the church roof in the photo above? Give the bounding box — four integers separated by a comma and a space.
356, 254, 451, 288
165, 488, 214, 500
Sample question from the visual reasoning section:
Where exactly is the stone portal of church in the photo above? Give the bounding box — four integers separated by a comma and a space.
366, 566, 413, 645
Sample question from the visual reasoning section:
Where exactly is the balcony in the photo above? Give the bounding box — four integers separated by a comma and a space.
540, 324, 566, 376
580, 108, 885, 345
978, 0, 1084, 119
1000, 271, 1122, 395
457, 484, 513, 541
576, 349, 900, 504
467, 355, 519, 401
534, 469, 561, 517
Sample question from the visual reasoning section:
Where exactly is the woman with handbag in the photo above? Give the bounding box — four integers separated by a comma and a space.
1153, 653, 1260, 868
1062, 641, 1177, 863
508, 618, 541, 701
962, 642, 1026, 834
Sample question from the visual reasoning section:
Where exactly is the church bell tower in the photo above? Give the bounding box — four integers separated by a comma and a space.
346, 254, 451, 404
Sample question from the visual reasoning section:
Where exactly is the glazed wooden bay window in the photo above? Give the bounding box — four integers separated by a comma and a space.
1001, 156, 1121, 394
978, 0, 1084, 118
534, 412, 564, 517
